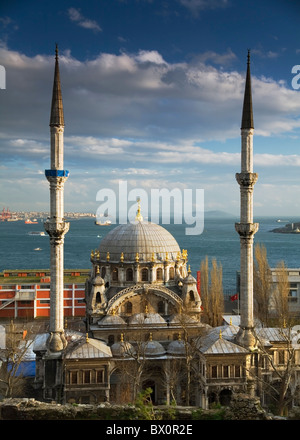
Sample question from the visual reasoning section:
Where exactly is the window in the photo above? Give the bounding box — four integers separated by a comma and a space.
169, 267, 175, 280
126, 301, 132, 314
96, 292, 101, 303
278, 350, 285, 365
189, 290, 195, 301
288, 285, 298, 302
108, 335, 115, 345
70, 371, 78, 384
141, 268, 149, 282
101, 267, 106, 278
158, 301, 164, 314
223, 365, 229, 378
96, 370, 104, 383
234, 365, 241, 377
83, 370, 91, 384
211, 366, 218, 378
156, 268, 163, 281
126, 268, 133, 281
112, 268, 118, 281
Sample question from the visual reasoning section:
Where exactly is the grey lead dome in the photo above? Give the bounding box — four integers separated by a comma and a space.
98, 221, 181, 262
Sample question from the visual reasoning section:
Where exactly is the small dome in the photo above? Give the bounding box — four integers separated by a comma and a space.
129, 312, 166, 325
183, 267, 196, 284
167, 338, 186, 356
98, 221, 181, 262
168, 314, 198, 324
142, 339, 165, 357
93, 274, 104, 285
98, 314, 126, 326
111, 339, 135, 357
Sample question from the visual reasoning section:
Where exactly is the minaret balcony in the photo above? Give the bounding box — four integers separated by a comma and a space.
235, 222, 259, 238
44, 220, 70, 239
235, 172, 258, 188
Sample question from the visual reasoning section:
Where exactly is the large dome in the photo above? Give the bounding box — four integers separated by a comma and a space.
98, 221, 181, 262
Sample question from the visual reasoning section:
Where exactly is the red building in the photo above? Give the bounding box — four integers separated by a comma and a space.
0, 270, 88, 319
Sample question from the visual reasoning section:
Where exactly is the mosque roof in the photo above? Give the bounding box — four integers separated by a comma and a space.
65, 335, 112, 359
199, 325, 248, 355
98, 220, 181, 262
200, 333, 248, 355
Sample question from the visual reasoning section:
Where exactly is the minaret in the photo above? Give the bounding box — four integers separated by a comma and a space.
44, 45, 69, 353
235, 51, 259, 349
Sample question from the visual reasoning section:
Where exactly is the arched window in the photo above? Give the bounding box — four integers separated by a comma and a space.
189, 290, 195, 301
126, 301, 133, 314
108, 335, 115, 345
112, 268, 118, 281
156, 268, 163, 281
126, 268, 133, 281
96, 292, 101, 303
101, 267, 106, 278
141, 268, 149, 281
169, 267, 175, 280
157, 301, 164, 314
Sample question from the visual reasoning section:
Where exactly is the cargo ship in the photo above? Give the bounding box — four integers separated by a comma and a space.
25, 219, 38, 224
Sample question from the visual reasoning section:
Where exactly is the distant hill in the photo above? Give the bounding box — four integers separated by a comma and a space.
204, 210, 236, 218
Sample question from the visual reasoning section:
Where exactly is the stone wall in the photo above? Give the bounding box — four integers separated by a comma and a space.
224, 393, 271, 420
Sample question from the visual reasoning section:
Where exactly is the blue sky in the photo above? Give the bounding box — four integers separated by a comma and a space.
1, 0, 300, 217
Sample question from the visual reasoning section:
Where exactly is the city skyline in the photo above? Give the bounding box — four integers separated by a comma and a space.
1, 0, 300, 217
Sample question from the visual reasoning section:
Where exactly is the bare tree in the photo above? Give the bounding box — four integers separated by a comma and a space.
200, 257, 224, 327
253, 325, 300, 416
272, 261, 290, 326
0, 321, 34, 398
253, 243, 273, 326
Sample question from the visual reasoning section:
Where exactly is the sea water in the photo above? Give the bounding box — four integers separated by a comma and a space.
0, 216, 299, 294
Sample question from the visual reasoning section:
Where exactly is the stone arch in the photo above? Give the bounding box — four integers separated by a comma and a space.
109, 368, 132, 404
219, 388, 233, 406
106, 285, 183, 314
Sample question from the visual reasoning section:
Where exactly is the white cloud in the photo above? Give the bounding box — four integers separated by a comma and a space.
1, 46, 300, 214
67, 7, 102, 32
179, 0, 230, 15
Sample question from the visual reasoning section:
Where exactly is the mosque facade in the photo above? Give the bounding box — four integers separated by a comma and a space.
33, 48, 300, 411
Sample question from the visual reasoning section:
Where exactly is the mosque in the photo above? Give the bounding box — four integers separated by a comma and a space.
33, 48, 300, 410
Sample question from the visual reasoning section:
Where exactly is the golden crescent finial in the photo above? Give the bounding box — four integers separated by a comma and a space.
135, 197, 143, 222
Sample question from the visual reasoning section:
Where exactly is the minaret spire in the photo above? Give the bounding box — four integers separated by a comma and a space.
235, 51, 259, 350
44, 45, 69, 356
50, 44, 64, 128
241, 49, 254, 130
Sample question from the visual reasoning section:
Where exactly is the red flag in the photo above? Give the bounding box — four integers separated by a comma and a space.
197, 271, 201, 294
230, 293, 238, 302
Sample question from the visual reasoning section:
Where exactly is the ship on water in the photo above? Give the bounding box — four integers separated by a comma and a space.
94, 219, 112, 226
25, 219, 38, 224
